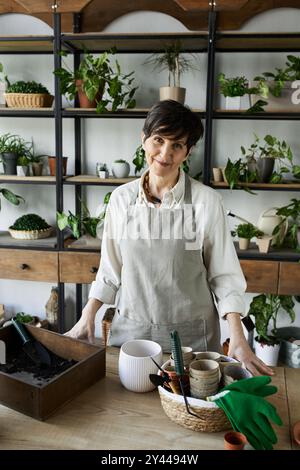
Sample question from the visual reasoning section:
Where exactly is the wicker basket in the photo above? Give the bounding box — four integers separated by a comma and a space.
4, 93, 54, 108
158, 359, 231, 432
8, 227, 52, 240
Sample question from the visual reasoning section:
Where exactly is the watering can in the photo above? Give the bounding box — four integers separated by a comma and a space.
227, 208, 288, 246
256, 208, 288, 245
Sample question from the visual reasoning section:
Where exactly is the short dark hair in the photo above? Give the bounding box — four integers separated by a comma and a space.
143, 100, 204, 152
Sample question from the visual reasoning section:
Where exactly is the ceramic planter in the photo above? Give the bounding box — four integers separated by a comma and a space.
32, 161, 43, 176
225, 96, 241, 110
75, 79, 104, 108
16, 165, 29, 176
159, 86, 186, 104
254, 339, 280, 366
48, 156, 68, 176
1, 152, 18, 175
256, 157, 275, 183
256, 235, 272, 253
212, 167, 223, 182
112, 161, 130, 178
238, 238, 250, 250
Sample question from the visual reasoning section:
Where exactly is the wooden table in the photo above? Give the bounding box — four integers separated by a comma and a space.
0, 347, 299, 450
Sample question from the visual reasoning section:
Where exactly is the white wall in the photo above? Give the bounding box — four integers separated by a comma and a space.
0, 8, 299, 340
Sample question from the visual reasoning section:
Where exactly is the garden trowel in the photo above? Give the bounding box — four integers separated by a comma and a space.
11, 318, 51, 366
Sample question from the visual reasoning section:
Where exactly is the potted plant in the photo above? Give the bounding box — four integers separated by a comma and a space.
57, 193, 111, 240
4, 80, 53, 108
9, 213, 52, 240
234, 222, 263, 250
27, 140, 46, 176
248, 293, 295, 366
48, 156, 68, 176
144, 40, 198, 104
96, 162, 109, 179
16, 155, 30, 176
54, 49, 137, 113
273, 198, 300, 249
218, 73, 267, 112
112, 159, 130, 178
0, 133, 31, 175
250, 54, 300, 111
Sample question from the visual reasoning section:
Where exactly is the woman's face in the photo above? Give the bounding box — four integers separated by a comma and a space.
143, 133, 189, 177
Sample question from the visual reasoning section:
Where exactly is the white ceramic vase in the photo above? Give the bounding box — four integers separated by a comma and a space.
112, 161, 130, 178
118, 339, 163, 393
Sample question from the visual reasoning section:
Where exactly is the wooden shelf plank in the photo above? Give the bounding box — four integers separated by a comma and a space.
0, 175, 56, 183
216, 32, 300, 51
0, 36, 53, 52
212, 181, 300, 190
65, 175, 137, 185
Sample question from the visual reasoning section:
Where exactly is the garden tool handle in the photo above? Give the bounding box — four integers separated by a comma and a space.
11, 318, 31, 345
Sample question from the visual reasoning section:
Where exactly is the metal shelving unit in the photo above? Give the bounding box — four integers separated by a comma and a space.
1, 9, 300, 330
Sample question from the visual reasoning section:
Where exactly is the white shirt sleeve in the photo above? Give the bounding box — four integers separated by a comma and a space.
88, 194, 122, 305
202, 194, 247, 319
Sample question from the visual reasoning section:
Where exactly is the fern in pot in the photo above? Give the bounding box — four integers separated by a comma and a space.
248, 294, 295, 366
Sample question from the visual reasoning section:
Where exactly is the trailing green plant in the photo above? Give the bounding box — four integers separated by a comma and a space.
10, 213, 50, 231
248, 293, 295, 345
57, 192, 111, 239
224, 158, 257, 194
254, 54, 300, 98
273, 198, 300, 249
15, 312, 33, 323
6, 80, 50, 94
144, 40, 198, 87
234, 222, 263, 240
54, 49, 137, 113
0, 187, 24, 210
132, 144, 146, 175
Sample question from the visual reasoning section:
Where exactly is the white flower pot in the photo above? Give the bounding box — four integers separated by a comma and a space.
16, 165, 29, 176
112, 161, 130, 178
225, 96, 241, 110
254, 339, 280, 366
238, 238, 250, 250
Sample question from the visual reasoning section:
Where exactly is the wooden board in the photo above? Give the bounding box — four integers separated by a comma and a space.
240, 259, 279, 294
16, 0, 92, 13
0, 248, 58, 282
59, 251, 100, 283
66, 175, 136, 184
278, 262, 300, 295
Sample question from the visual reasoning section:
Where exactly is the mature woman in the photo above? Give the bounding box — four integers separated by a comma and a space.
66, 100, 273, 376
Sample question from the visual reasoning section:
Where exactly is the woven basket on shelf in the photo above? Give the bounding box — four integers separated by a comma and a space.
8, 226, 52, 240
4, 93, 54, 108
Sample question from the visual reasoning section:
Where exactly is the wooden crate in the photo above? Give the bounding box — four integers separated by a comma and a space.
0, 324, 105, 420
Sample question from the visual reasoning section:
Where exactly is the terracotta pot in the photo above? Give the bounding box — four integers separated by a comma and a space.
75, 79, 104, 108
224, 431, 247, 450
48, 156, 68, 176
32, 162, 43, 176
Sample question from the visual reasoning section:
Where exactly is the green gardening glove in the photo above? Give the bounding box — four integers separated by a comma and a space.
208, 390, 282, 450
222, 376, 278, 397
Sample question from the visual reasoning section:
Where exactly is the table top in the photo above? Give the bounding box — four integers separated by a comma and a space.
0, 346, 299, 450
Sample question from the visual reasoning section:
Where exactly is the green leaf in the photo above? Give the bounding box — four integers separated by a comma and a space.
0, 188, 24, 205
56, 211, 69, 231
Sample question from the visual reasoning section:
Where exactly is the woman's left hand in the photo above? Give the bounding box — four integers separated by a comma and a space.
228, 337, 274, 377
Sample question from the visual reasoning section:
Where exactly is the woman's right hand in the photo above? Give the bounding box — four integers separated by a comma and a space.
64, 298, 102, 343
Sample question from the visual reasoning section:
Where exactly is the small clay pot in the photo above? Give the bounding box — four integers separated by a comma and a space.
76, 79, 104, 108
48, 156, 68, 176
224, 431, 247, 450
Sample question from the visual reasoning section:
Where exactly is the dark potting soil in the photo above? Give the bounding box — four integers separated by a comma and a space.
0, 347, 77, 386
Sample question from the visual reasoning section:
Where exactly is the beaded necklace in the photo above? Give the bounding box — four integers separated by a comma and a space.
143, 172, 162, 205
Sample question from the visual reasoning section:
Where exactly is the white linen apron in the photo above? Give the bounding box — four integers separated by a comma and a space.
108, 173, 221, 353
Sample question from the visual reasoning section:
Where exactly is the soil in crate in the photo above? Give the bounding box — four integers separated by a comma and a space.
0, 347, 77, 387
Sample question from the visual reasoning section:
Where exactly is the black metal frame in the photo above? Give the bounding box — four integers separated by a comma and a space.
1, 9, 300, 331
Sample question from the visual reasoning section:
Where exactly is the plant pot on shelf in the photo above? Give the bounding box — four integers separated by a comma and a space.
75, 79, 104, 108
4, 92, 54, 108
212, 167, 223, 182
112, 161, 130, 178
159, 86, 186, 104
32, 162, 43, 176
238, 238, 250, 250
48, 156, 68, 176
225, 96, 241, 110
16, 165, 29, 176
256, 157, 275, 183
254, 339, 280, 366
1, 152, 18, 175
256, 235, 272, 254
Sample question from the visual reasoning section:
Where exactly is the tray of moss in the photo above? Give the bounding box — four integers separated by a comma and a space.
8, 213, 52, 239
